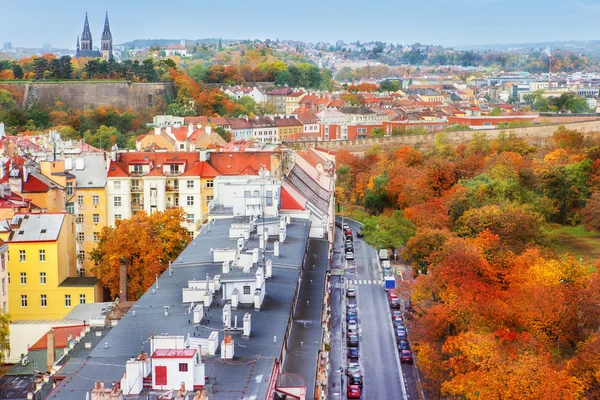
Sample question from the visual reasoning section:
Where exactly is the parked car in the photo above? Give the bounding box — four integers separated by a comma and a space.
400, 349, 413, 364
347, 384, 361, 399
345, 243, 354, 252
393, 320, 405, 330
336, 221, 343, 229
392, 311, 403, 320
357, 230, 364, 238
395, 329, 407, 342
343, 223, 350, 230
347, 312, 357, 323
347, 334, 359, 347
347, 363, 360, 376
347, 347, 359, 360
347, 287, 357, 298
347, 303, 357, 313
398, 340, 410, 351
346, 251, 355, 260
348, 320, 358, 333
389, 297, 400, 309
349, 373, 363, 388
379, 249, 389, 261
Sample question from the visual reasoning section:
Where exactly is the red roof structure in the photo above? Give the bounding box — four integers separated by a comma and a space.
29, 325, 87, 351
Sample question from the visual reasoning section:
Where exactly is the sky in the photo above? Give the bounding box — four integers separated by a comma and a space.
2, 0, 600, 49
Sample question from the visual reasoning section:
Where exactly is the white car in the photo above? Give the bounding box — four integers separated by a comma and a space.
346, 251, 355, 260
347, 320, 358, 333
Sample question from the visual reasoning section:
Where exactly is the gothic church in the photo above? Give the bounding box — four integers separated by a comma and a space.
75, 12, 113, 60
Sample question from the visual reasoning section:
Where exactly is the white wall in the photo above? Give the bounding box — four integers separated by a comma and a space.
152, 355, 196, 390
107, 177, 132, 227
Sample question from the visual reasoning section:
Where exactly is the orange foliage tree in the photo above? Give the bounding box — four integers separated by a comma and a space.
90, 209, 191, 300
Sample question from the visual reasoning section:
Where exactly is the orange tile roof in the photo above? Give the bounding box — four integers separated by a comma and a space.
29, 325, 87, 351
208, 152, 274, 176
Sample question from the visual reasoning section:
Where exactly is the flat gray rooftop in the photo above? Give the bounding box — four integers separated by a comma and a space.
50, 217, 311, 400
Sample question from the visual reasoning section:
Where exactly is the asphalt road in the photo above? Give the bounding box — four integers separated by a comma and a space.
343, 218, 421, 400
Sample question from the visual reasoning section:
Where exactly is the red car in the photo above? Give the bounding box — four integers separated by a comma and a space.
400, 349, 413, 364
347, 384, 361, 399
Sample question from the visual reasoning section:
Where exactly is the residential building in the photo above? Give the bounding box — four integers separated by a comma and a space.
267, 87, 293, 114
0, 239, 7, 314
229, 118, 254, 141
2, 158, 67, 213
250, 116, 278, 143
339, 105, 385, 125
273, 117, 303, 142
64, 155, 108, 277
447, 115, 537, 129
136, 124, 226, 152
223, 86, 266, 104
296, 113, 321, 141
210, 170, 281, 218
383, 119, 449, 134
285, 90, 306, 115
164, 44, 187, 57
6, 213, 102, 321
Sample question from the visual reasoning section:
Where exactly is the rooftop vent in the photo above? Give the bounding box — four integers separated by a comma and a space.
41, 229, 46, 234
18, 231, 23, 235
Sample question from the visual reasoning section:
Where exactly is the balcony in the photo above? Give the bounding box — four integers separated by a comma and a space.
130, 171, 144, 177
131, 186, 143, 193
165, 184, 179, 192
131, 202, 144, 211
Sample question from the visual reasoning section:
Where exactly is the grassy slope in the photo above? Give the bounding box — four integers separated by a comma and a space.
549, 225, 600, 268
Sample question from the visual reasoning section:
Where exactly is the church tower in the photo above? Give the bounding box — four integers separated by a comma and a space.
80, 12, 93, 51
101, 12, 113, 60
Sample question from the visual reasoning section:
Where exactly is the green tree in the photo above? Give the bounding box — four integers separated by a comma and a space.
364, 173, 390, 214
12, 64, 24, 79
362, 210, 415, 251
488, 106, 502, 116
0, 90, 16, 109
0, 312, 10, 363
188, 63, 209, 82
370, 128, 385, 138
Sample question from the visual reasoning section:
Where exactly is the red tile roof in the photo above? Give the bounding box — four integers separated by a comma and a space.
29, 325, 87, 351
208, 152, 274, 176
280, 186, 304, 210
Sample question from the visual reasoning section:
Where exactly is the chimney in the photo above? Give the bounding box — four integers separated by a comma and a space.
187, 123, 194, 138
46, 329, 56, 373
206, 126, 212, 135
154, 127, 161, 136
119, 258, 128, 301
166, 126, 172, 136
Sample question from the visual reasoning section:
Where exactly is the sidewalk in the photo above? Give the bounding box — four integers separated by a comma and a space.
327, 228, 346, 398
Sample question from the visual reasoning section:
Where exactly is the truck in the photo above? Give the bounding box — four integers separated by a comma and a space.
379, 249, 389, 261
384, 276, 396, 291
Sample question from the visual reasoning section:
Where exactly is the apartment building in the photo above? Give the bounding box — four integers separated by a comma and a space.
6, 213, 102, 321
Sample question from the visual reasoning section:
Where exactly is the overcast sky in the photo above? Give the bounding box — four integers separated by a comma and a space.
2, 0, 600, 49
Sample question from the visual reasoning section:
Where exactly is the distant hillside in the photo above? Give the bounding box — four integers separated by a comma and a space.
455, 40, 600, 57
118, 38, 224, 49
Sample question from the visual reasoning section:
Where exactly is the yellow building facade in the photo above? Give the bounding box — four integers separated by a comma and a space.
7, 213, 102, 321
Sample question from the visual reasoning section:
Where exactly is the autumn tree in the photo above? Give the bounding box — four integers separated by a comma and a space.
0, 312, 10, 363
362, 210, 414, 251
582, 191, 600, 232
90, 209, 191, 300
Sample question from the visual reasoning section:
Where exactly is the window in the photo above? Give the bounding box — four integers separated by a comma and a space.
114, 196, 122, 207
66, 182, 74, 196
40, 272, 46, 284
93, 214, 100, 223
77, 232, 84, 243
178, 363, 188, 372
186, 214, 194, 223
79, 294, 86, 304
187, 180, 194, 189
78, 251, 85, 261
244, 191, 250, 198
66, 202, 75, 214
188, 231, 194, 238
93, 232, 100, 242
114, 214, 122, 221
113, 181, 121, 190
186, 196, 194, 206
40, 294, 47, 307
266, 190, 273, 207
148, 94, 153, 106
76, 214, 84, 224
39, 249, 45, 262
77, 195, 84, 206
1, 278, 4, 295
6, 251, 8, 262
65, 294, 71, 307
19, 250, 25, 262
206, 195, 214, 206
92, 195, 99, 205
78, 269, 86, 277
206, 180, 214, 188
179, 144, 185, 150
21, 295, 27, 308
20, 272, 26, 285
133, 165, 143, 174
243, 286, 251, 295
131, 179, 141, 190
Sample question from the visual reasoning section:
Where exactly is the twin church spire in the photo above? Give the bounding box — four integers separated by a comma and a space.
76, 12, 113, 60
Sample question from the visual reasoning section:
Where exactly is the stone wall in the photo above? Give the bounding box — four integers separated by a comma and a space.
1, 81, 176, 112
294, 120, 600, 153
